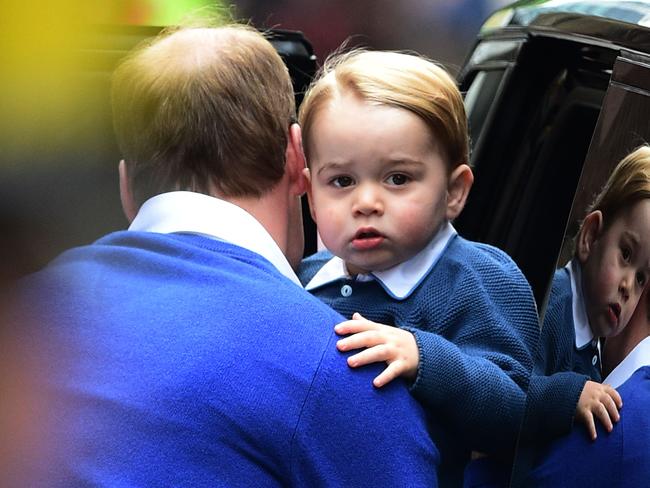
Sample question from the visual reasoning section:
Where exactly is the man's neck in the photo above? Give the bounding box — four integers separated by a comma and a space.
226, 187, 301, 269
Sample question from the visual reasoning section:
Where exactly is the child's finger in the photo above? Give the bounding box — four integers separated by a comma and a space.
347, 344, 390, 368
337, 330, 384, 352
585, 414, 597, 441
373, 361, 404, 388
606, 385, 623, 409
594, 403, 614, 433
602, 394, 621, 423
334, 317, 379, 335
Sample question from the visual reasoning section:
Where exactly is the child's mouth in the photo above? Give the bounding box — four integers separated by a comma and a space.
352, 228, 384, 250
608, 303, 621, 327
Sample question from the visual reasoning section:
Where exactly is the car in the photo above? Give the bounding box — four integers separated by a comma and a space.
454, 0, 650, 312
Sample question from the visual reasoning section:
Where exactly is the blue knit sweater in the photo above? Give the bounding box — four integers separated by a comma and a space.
8, 231, 439, 487
527, 366, 650, 487
523, 266, 601, 442
467, 266, 609, 488
299, 234, 540, 485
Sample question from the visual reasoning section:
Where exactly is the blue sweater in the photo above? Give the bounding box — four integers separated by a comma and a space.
8, 231, 439, 487
300, 235, 540, 486
526, 366, 650, 487
523, 267, 601, 442
466, 266, 615, 488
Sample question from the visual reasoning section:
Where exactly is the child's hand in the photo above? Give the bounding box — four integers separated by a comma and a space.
576, 380, 623, 441
334, 312, 419, 388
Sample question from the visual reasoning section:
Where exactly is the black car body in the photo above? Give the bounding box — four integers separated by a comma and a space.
455, 0, 650, 313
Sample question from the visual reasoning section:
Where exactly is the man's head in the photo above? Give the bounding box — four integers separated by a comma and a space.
297, 50, 473, 274
576, 146, 650, 338
112, 25, 296, 209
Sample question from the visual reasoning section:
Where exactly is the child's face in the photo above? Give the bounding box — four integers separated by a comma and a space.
578, 199, 650, 338
305, 93, 467, 275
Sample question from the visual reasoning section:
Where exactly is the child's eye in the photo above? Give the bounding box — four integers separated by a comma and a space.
636, 271, 647, 287
621, 246, 632, 262
386, 174, 410, 186
331, 176, 354, 188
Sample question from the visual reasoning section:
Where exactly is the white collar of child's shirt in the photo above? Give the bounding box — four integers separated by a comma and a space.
304, 222, 457, 300
568, 259, 597, 349
128, 191, 301, 287
603, 336, 650, 388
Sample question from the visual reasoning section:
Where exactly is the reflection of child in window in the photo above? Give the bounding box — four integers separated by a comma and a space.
529, 145, 650, 441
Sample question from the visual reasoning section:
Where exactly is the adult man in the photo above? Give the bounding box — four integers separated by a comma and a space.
527, 286, 650, 486
6, 25, 439, 486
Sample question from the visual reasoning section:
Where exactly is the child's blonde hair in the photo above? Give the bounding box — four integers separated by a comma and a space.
298, 49, 468, 172
586, 145, 650, 230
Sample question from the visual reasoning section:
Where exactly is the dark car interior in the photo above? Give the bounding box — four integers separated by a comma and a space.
456, 34, 615, 307
455, 11, 650, 316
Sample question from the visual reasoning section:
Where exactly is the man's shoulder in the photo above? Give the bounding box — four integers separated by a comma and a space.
528, 365, 650, 486
619, 366, 650, 399
292, 334, 440, 486
20, 231, 344, 325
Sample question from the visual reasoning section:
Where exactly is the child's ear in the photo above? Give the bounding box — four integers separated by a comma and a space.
577, 210, 603, 263
302, 167, 317, 222
446, 164, 474, 220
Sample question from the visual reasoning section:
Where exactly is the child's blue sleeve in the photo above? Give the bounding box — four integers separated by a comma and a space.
522, 371, 589, 441
402, 245, 540, 454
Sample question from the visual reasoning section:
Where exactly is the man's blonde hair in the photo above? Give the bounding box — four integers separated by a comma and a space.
112, 24, 295, 205
298, 49, 468, 171
586, 145, 650, 229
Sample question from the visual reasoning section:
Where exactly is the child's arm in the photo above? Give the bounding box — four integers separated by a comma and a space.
576, 380, 622, 440
335, 312, 418, 387
337, 313, 530, 453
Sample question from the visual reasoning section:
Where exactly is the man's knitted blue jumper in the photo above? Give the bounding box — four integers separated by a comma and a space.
299, 234, 540, 486
527, 366, 650, 487
10, 231, 439, 487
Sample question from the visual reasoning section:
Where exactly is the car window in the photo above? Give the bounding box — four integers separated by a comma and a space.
551, 52, 650, 313
456, 36, 612, 304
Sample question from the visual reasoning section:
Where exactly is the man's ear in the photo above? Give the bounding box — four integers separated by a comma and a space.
577, 210, 603, 263
285, 123, 308, 197
446, 164, 474, 220
119, 160, 138, 223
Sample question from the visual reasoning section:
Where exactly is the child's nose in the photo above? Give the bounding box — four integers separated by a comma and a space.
620, 271, 633, 301
352, 184, 383, 216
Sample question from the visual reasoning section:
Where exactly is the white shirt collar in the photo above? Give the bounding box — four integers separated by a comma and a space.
128, 191, 301, 286
604, 336, 650, 388
305, 222, 457, 299
568, 259, 595, 349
